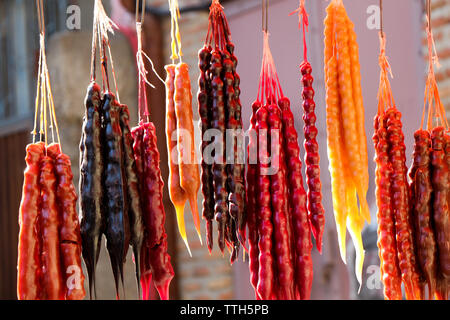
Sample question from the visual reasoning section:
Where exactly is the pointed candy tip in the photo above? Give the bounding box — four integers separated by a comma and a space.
316, 237, 323, 254
185, 242, 193, 258
340, 252, 347, 265
357, 282, 363, 294
197, 231, 203, 246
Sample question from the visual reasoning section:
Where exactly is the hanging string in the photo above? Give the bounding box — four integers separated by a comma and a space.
258, 0, 283, 106
290, 0, 309, 62
32, 43, 42, 143
376, 0, 395, 118
262, 0, 268, 32
135, 0, 164, 123
36, 0, 45, 36
379, 0, 383, 37
422, 0, 448, 130
136, 0, 146, 24
169, 0, 183, 63
91, 0, 121, 102
32, 0, 61, 150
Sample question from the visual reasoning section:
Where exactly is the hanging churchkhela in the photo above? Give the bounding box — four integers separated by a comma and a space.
323, 0, 370, 286
245, 1, 313, 299
373, 28, 421, 300
165, 0, 202, 256
291, 0, 325, 252
197, 0, 245, 262
17, 0, 85, 300
408, 1, 449, 300
131, 0, 174, 300
79, 0, 143, 299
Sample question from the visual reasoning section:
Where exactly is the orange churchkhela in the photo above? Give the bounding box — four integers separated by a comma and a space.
323, 0, 370, 286
17, 0, 85, 300
373, 29, 405, 300
164, 0, 202, 256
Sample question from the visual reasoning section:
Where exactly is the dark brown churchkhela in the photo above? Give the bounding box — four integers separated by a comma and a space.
198, 1, 245, 259
222, 47, 241, 262
409, 130, 437, 298
227, 42, 246, 252
210, 49, 228, 254
198, 45, 215, 253
119, 104, 144, 296
77, 0, 146, 299
102, 92, 130, 299
79, 82, 104, 299
431, 127, 450, 299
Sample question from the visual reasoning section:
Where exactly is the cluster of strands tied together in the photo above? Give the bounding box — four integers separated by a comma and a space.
323, 0, 370, 288
257, 32, 283, 106
135, 1, 164, 123
421, 16, 448, 131
169, 0, 183, 62
198, 0, 246, 263
32, 0, 61, 149
90, 0, 120, 101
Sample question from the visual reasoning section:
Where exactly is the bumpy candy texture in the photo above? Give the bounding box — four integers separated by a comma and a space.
268, 104, 295, 300
17, 142, 45, 300
431, 128, 450, 290
211, 50, 229, 253
279, 97, 313, 300
102, 92, 131, 299
386, 109, 422, 300
79, 82, 104, 299
410, 130, 438, 298
40, 155, 64, 300
255, 106, 274, 300
198, 45, 215, 252
300, 62, 325, 253
374, 117, 402, 300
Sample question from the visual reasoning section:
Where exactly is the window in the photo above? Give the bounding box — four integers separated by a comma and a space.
0, 0, 68, 129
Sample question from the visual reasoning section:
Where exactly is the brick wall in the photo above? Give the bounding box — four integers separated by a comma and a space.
151, 0, 235, 300
425, 0, 450, 116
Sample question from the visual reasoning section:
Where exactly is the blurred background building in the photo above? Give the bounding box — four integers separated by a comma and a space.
0, 0, 448, 300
